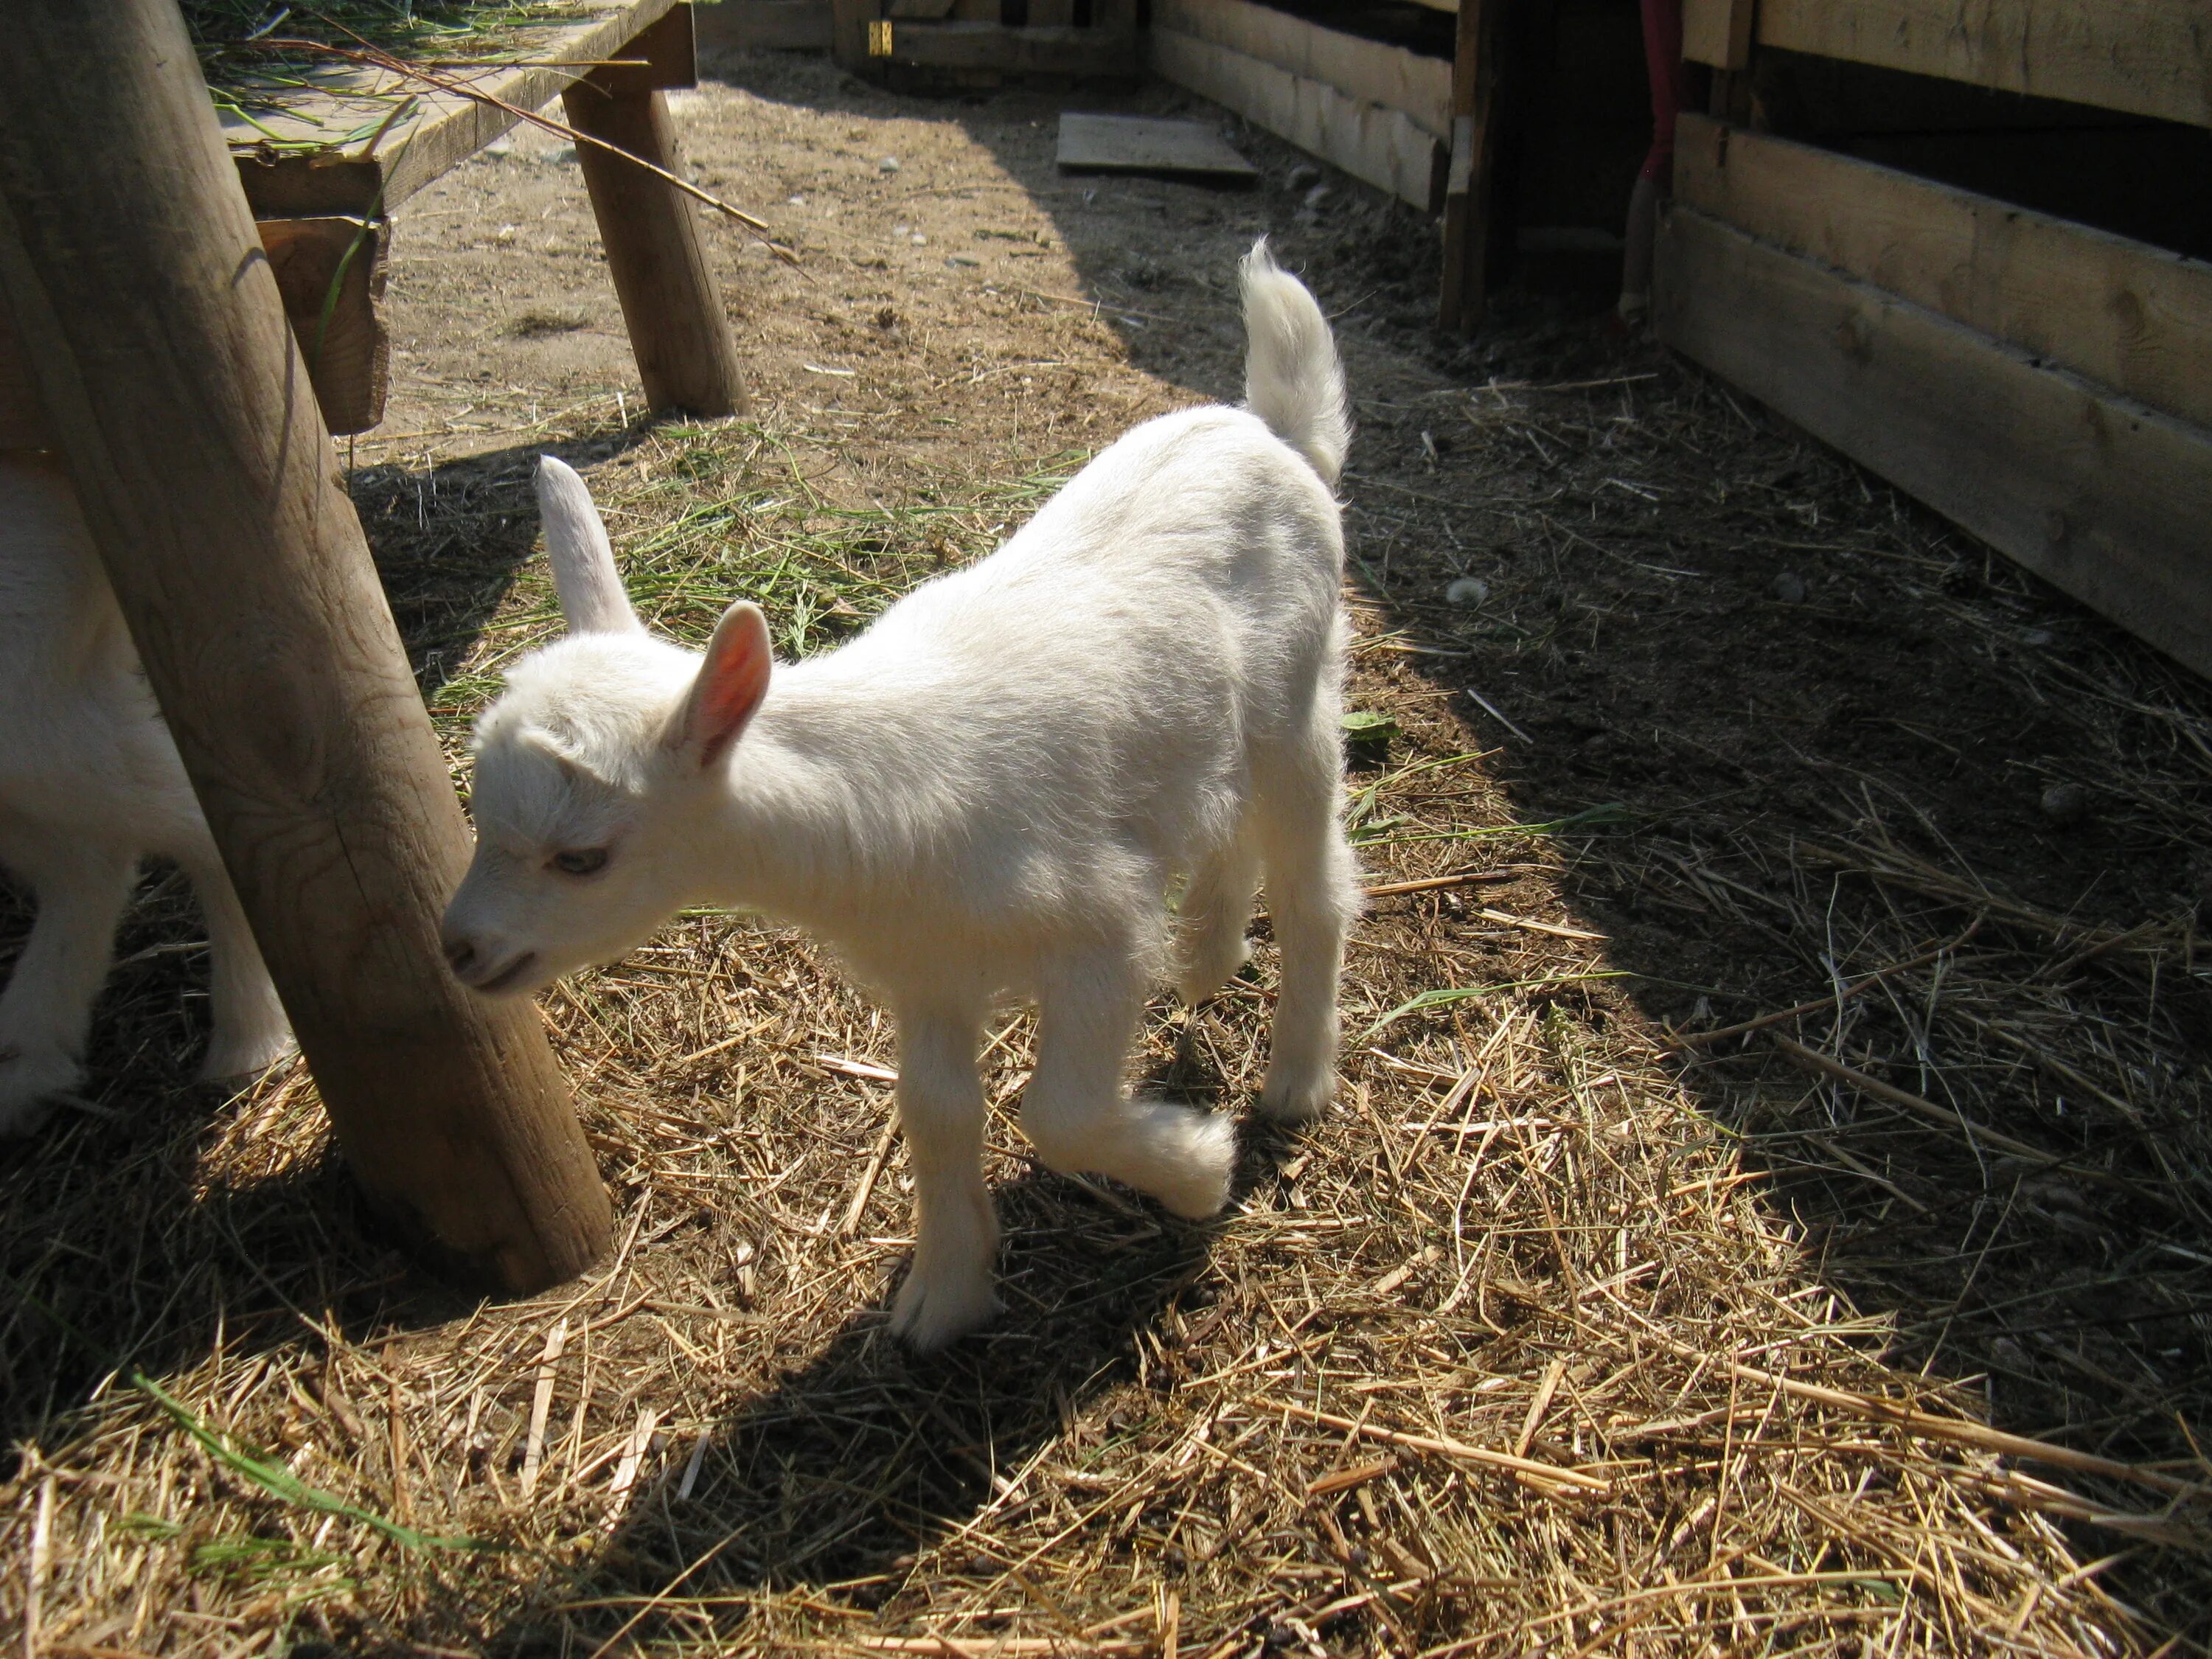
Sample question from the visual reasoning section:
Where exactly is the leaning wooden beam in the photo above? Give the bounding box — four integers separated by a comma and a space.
1657, 204, 2212, 681
1748, 0, 2212, 131
0, 0, 612, 1292
1673, 113, 2212, 433
564, 7, 749, 417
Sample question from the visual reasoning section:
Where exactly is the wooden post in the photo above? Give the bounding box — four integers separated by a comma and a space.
564, 7, 750, 419
0, 0, 612, 1293
1436, 0, 1502, 333
831, 0, 880, 73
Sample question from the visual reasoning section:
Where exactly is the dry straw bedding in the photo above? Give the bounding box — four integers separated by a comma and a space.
4, 66, 2211, 1659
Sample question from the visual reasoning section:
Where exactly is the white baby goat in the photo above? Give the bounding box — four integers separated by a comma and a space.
0, 454, 295, 1135
442, 240, 1358, 1349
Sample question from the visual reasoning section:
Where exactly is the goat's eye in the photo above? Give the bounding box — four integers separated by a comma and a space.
550, 848, 609, 877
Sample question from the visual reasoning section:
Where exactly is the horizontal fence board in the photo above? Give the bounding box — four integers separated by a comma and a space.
1150, 27, 1438, 207
1658, 204, 2212, 680
1673, 112, 2212, 431
1751, 0, 2212, 129
1152, 0, 1452, 136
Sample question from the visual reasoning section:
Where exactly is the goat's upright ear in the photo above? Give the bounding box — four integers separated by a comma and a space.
536, 455, 641, 634
665, 601, 773, 769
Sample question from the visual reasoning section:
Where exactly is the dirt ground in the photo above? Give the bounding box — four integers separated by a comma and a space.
4, 44, 2210, 1658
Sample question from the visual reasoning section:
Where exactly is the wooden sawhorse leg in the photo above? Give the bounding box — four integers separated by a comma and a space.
564, 10, 749, 420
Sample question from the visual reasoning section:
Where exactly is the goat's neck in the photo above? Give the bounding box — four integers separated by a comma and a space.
692, 672, 928, 923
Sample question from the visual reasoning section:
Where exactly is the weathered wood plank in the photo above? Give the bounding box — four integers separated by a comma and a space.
877, 19, 1138, 72
1, 0, 611, 1288
1657, 204, 2212, 681
259, 215, 389, 436
228, 0, 686, 218
1673, 113, 2212, 431
1150, 27, 1438, 208
1436, 0, 1500, 330
1152, 0, 1452, 136
1754, 0, 2212, 129
1057, 113, 1259, 181
695, 0, 835, 49
1682, 0, 1756, 69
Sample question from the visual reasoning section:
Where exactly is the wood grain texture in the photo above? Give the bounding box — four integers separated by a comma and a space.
882, 21, 1140, 72
1657, 204, 2212, 680
1673, 113, 2212, 431
258, 216, 389, 437
1436, 0, 1500, 330
695, 0, 835, 48
563, 74, 750, 417
1683, 0, 1756, 68
830, 0, 878, 69
0, 0, 611, 1291
1149, 29, 1437, 208
229, 0, 686, 218
1152, 0, 1453, 136
1755, 0, 2212, 129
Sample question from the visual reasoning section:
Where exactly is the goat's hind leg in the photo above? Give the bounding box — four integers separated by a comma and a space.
1024, 949, 1237, 1220
1174, 835, 1260, 1009
0, 824, 137, 1136
172, 835, 294, 1083
888, 1006, 1001, 1350
1253, 715, 1358, 1124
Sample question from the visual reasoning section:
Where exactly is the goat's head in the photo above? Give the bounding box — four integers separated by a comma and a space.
440, 456, 772, 998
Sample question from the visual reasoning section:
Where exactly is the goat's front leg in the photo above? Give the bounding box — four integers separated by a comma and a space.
888, 1006, 1000, 1350
0, 830, 137, 1136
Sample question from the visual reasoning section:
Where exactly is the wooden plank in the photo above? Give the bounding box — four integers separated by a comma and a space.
884, 21, 1138, 72
1682, 0, 1755, 69
1435, 0, 1500, 330
830, 0, 877, 67
1149, 28, 1437, 208
1673, 113, 2212, 432
695, 0, 835, 49
1, 0, 611, 1289
228, 0, 685, 218
1027, 0, 1076, 24
1755, 0, 2212, 130
1056, 113, 1259, 181
1656, 205, 2212, 681
258, 216, 389, 436
0, 306, 49, 448
1152, 0, 1452, 136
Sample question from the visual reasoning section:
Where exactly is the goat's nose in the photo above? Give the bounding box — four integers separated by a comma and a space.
443, 934, 479, 976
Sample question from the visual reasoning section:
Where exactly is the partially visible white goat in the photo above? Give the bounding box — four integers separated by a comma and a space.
0, 455, 295, 1135
442, 240, 1358, 1349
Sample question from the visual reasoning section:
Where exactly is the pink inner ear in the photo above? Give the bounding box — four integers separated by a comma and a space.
694, 617, 771, 765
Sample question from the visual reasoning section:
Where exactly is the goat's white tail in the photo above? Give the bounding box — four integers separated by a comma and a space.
1239, 238, 1351, 487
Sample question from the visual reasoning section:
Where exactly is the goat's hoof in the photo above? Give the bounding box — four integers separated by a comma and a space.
1257, 1068, 1332, 1126
198, 1026, 299, 1087
1176, 935, 1251, 1009
889, 1263, 1000, 1352
0, 1048, 83, 1138
1151, 1108, 1238, 1219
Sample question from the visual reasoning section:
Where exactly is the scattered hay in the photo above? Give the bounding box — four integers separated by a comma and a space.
3, 60, 2209, 1654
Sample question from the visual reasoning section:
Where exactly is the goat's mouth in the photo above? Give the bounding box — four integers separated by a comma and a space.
465, 950, 540, 995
